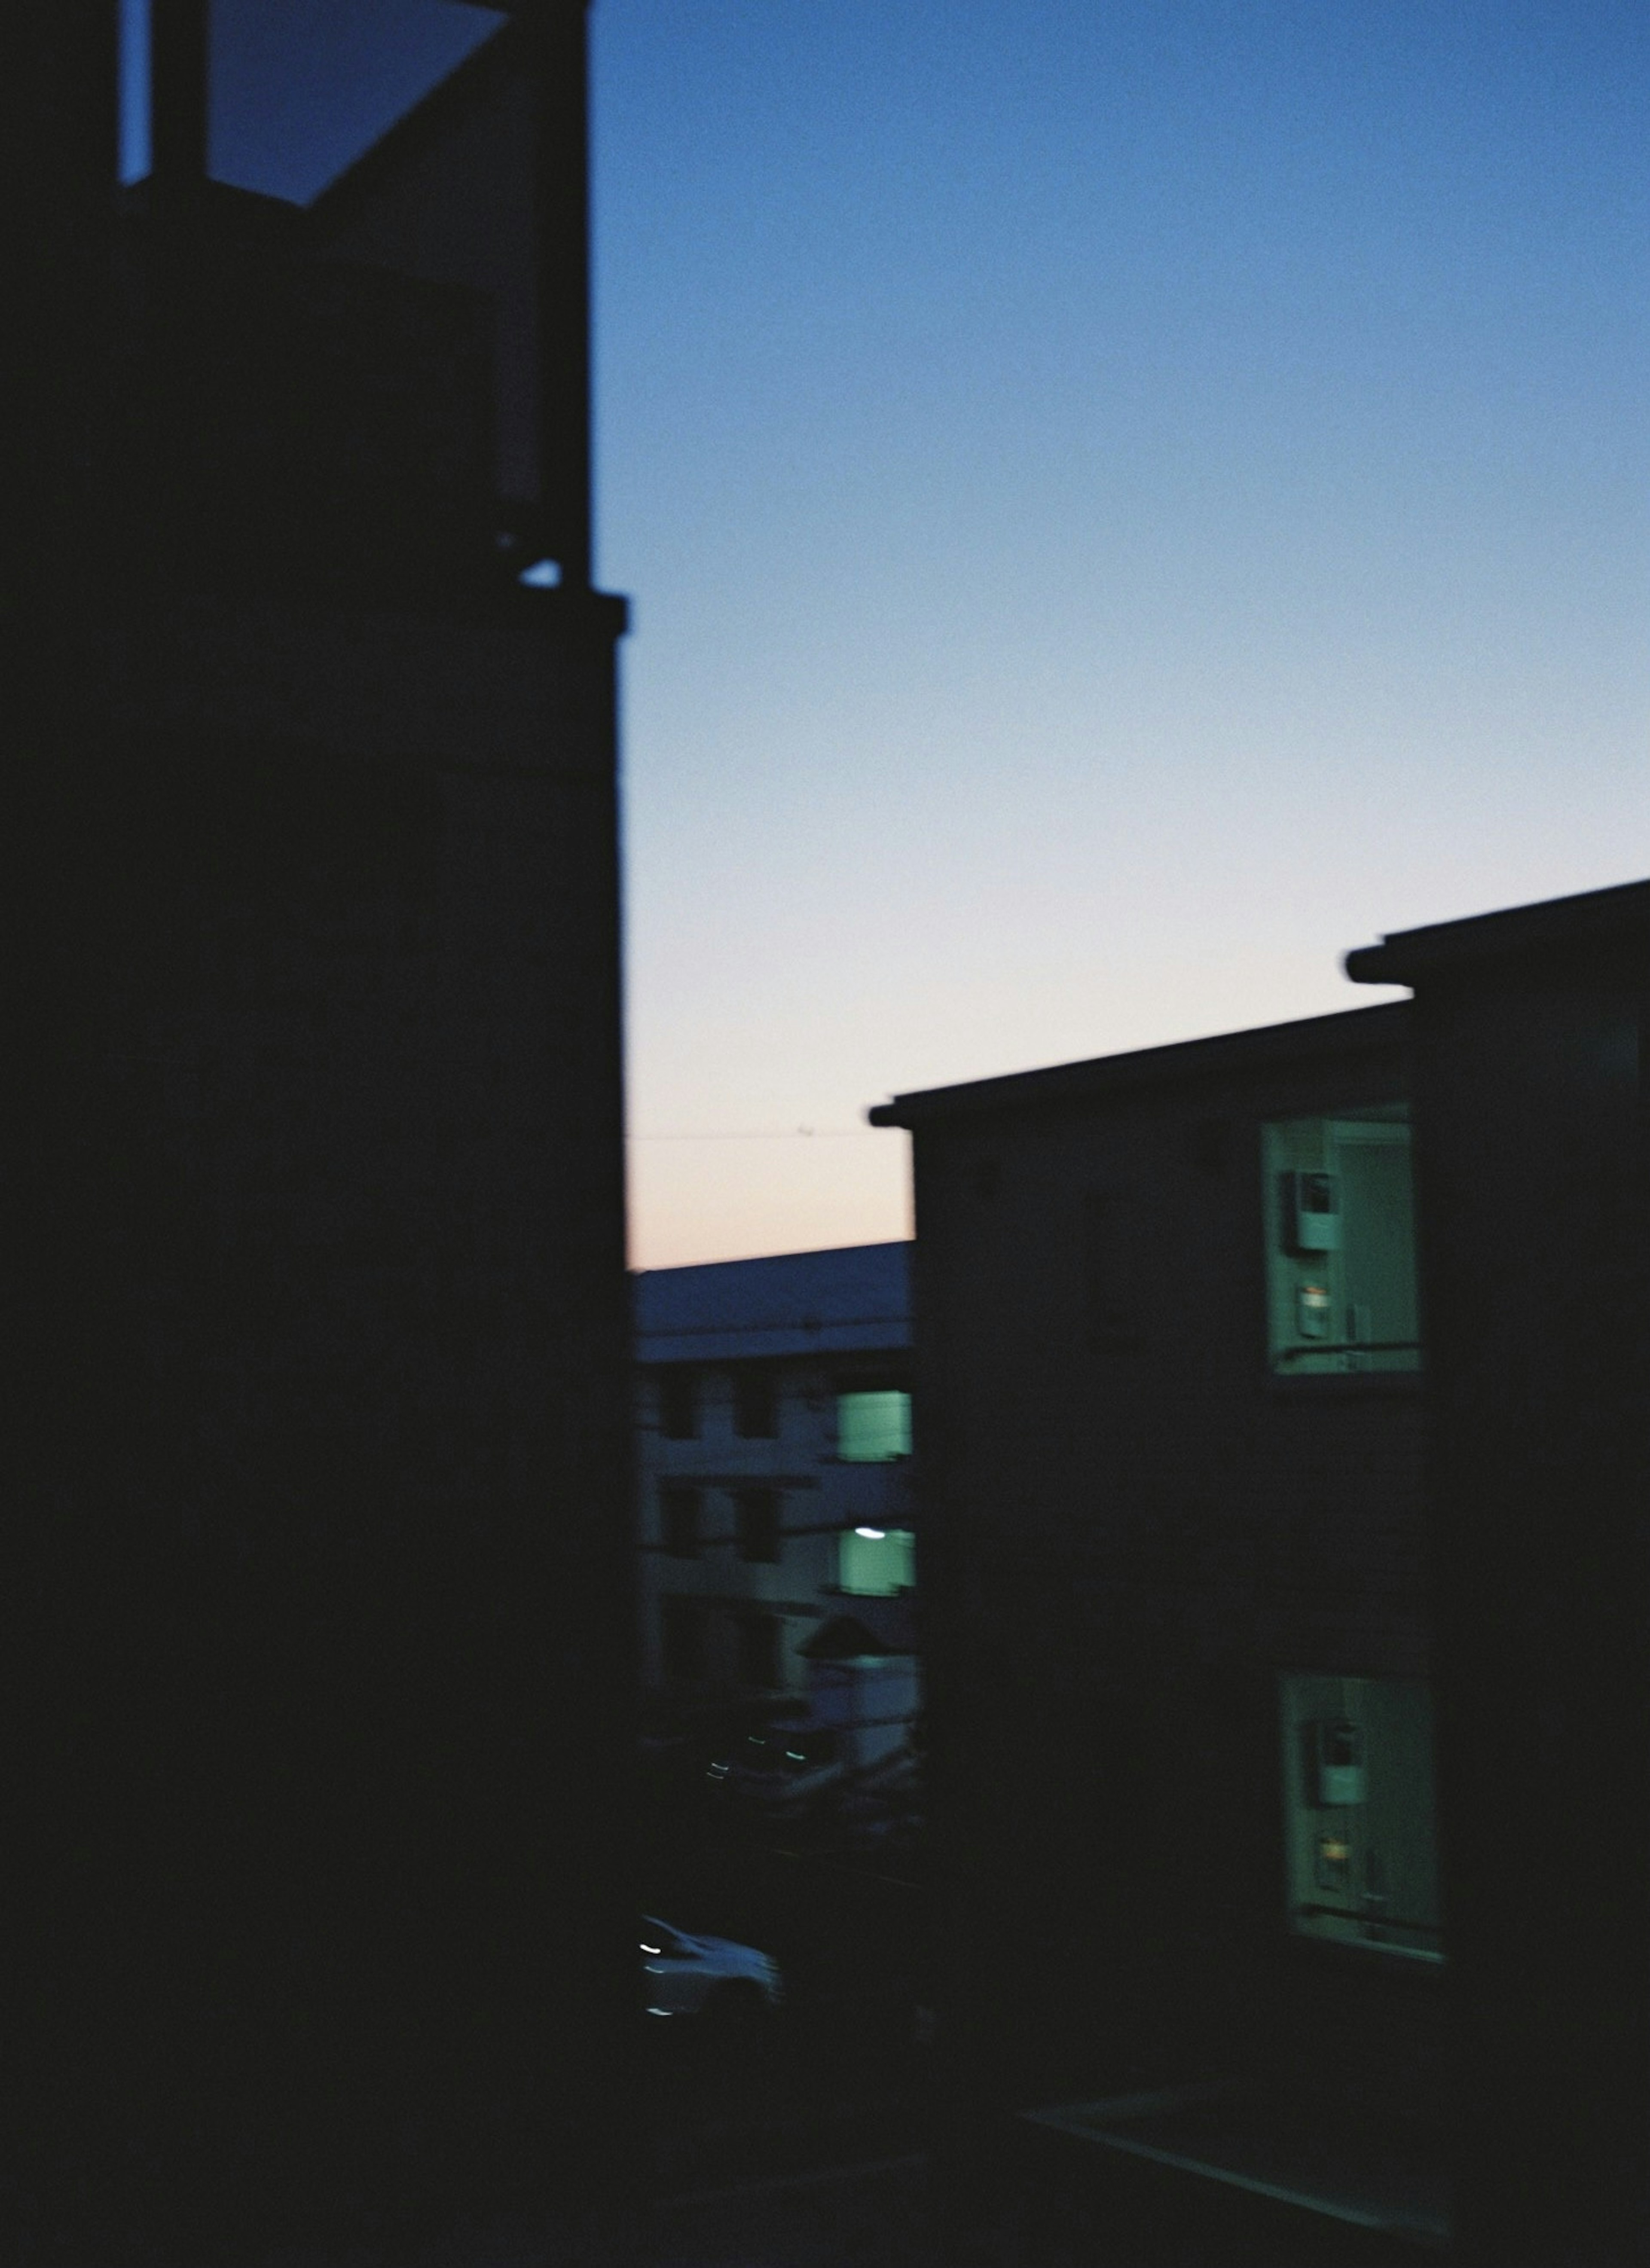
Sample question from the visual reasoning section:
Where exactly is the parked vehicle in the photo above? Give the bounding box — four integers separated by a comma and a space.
640, 1917, 784, 2026
707, 1717, 923, 1833
706, 1722, 844, 1819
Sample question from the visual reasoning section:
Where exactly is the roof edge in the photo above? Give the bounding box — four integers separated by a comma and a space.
631, 1239, 911, 1285
1345, 877, 1650, 987
867, 1001, 1410, 1130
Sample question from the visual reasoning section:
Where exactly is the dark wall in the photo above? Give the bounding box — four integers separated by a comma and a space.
908, 1028, 1442, 2133
1409, 958, 1650, 2267
5, 26, 636, 2256
14, 591, 636, 2267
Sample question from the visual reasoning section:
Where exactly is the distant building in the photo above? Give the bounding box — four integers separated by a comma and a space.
634, 1243, 915, 1718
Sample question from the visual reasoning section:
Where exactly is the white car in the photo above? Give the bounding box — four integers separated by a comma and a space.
640, 1917, 784, 2026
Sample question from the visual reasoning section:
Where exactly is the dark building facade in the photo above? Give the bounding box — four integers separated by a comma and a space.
873, 1004, 1452, 2251
1347, 881, 1650, 2268
875, 878, 1650, 2263
8, 8, 636, 2261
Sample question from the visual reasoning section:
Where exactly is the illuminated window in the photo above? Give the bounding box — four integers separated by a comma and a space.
838, 1527, 915, 1596
836, 1389, 911, 1462
1279, 1673, 1442, 1963
1263, 1107, 1420, 1374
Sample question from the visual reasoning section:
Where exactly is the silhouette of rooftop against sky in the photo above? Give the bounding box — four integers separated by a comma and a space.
119, 2, 1650, 1269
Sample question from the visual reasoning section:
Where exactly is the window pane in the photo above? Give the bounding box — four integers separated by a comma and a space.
1278, 1672, 1442, 1962
837, 1389, 911, 1462
1263, 1109, 1421, 1375
838, 1528, 915, 1596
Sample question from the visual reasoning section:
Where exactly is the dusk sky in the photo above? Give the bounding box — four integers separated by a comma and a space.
140, 1, 1650, 1268
601, 0, 1647, 1267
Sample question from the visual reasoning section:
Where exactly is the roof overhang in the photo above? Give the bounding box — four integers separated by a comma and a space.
1344, 878, 1650, 989
868, 1001, 1411, 1132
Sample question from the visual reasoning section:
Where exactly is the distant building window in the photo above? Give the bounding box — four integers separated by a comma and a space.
1279, 1673, 1442, 1963
733, 1366, 778, 1438
661, 1599, 708, 1685
660, 1483, 699, 1559
658, 1369, 699, 1439
737, 1613, 781, 1691
1263, 1108, 1421, 1374
838, 1527, 915, 1596
736, 1486, 780, 1564
836, 1389, 911, 1462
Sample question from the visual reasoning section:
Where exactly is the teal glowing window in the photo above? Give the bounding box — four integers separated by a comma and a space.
1279, 1673, 1442, 1963
1262, 1106, 1420, 1375
836, 1390, 911, 1462
838, 1527, 915, 1596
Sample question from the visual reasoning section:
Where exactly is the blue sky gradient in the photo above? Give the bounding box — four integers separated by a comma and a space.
126, 3, 1650, 1264
595, 1, 1648, 1261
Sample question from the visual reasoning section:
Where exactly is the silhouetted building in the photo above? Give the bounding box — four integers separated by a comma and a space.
875, 879, 1650, 2264
1346, 880, 1650, 2268
873, 1003, 1452, 2252
9, 7, 635, 2261
635, 1244, 915, 1710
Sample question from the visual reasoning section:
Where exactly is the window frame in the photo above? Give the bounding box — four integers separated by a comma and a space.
1261, 1105, 1421, 1380
1277, 1670, 1443, 1966
834, 1386, 913, 1464
837, 1526, 917, 1596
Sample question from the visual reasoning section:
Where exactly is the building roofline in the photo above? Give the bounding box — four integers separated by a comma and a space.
866, 1001, 1410, 1130
1344, 877, 1650, 987
631, 1239, 911, 1285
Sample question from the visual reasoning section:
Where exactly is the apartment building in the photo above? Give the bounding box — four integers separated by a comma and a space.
872, 1002, 1446, 2246
635, 1242, 915, 1719
874, 876, 1650, 2265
